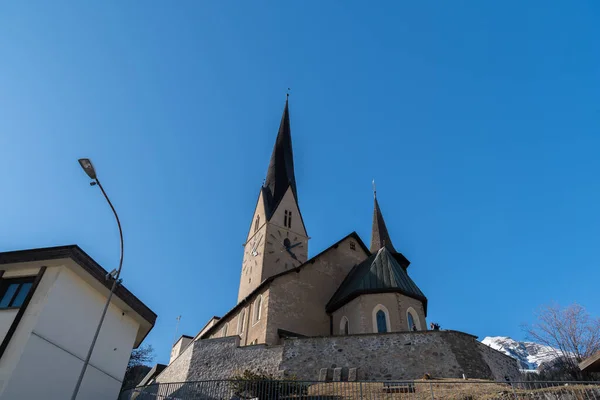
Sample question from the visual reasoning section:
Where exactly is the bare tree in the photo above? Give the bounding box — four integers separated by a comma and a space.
127, 344, 155, 369
524, 302, 600, 378
121, 344, 155, 390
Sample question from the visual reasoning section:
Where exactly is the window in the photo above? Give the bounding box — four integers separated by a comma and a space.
284, 210, 292, 228
253, 295, 262, 324
376, 311, 387, 333
254, 216, 260, 233
407, 307, 421, 331
238, 309, 246, 334
0, 277, 35, 309
340, 316, 349, 335
407, 312, 415, 331
349, 242, 356, 250
372, 304, 391, 333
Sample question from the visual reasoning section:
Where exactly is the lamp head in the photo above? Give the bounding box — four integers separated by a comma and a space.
78, 158, 97, 180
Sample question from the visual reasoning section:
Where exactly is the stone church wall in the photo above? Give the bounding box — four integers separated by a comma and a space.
280, 330, 520, 382
156, 336, 284, 383
154, 331, 519, 384
281, 331, 462, 381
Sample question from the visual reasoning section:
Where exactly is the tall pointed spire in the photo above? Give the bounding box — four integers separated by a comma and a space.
263, 98, 297, 218
370, 193, 397, 253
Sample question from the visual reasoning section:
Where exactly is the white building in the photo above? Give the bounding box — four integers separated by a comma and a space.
0, 245, 156, 400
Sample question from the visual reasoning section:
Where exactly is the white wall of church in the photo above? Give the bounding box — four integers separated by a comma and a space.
0, 265, 140, 400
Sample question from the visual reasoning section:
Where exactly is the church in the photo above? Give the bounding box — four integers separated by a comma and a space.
151, 100, 519, 385
195, 98, 427, 346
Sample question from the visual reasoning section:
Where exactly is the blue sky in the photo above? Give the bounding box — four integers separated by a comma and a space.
1, 2, 599, 364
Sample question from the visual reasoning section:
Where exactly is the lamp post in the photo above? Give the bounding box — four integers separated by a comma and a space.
71, 158, 124, 400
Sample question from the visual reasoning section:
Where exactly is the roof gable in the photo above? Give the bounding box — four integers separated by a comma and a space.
199, 232, 370, 338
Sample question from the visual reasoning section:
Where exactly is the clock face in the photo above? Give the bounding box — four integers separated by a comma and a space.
243, 233, 263, 274
266, 229, 305, 270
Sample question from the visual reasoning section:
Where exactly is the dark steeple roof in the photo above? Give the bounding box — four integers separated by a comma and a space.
263, 98, 297, 219
326, 246, 427, 314
370, 195, 396, 253
369, 194, 411, 269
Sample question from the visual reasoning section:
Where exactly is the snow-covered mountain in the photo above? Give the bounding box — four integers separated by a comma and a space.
481, 336, 560, 371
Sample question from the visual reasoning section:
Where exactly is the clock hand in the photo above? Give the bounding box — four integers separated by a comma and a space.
287, 242, 302, 249
252, 234, 263, 253
286, 248, 298, 260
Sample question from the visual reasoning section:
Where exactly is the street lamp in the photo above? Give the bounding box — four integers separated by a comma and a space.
71, 158, 124, 400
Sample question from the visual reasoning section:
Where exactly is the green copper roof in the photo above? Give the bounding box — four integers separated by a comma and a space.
326, 246, 427, 314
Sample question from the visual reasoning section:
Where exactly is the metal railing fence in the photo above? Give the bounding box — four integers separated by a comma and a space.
119, 379, 600, 400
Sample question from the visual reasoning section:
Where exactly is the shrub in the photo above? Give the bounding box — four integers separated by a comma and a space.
231, 370, 307, 400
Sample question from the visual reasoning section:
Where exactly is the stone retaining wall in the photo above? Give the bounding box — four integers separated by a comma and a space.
154, 331, 520, 384
280, 330, 519, 382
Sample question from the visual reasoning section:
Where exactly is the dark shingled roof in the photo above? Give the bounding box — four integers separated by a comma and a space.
263, 98, 296, 220
326, 246, 427, 314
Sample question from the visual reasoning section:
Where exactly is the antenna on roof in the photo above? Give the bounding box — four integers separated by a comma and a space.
173, 315, 181, 344
372, 179, 377, 198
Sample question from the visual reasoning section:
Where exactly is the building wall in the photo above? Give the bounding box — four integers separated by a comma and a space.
0, 265, 59, 396
239, 187, 309, 302
159, 337, 195, 383
197, 317, 220, 338
170, 336, 193, 365
0, 311, 18, 348
280, 331, 520, 381
332, 293, 427, 335
239, 190, 269, 302
266, 237, 369, 343
157, 336, 283, 384
205, 287, 270, 346
260, 187, 309, 280
0, 266, 141, 400
155, 331, 520, 384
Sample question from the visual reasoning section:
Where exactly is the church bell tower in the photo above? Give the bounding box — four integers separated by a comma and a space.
238, 99, 309, 302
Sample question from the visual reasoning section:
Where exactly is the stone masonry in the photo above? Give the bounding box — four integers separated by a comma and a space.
155, 330, 520, 384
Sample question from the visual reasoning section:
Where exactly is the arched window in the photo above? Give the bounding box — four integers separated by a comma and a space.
407, 307, 421, 331
376, 311, 387, 333
238, 309, 246, 334
254, 216, 260, 233
339, 316, 349, 335
407, 312, 415, 331
372, 304, 391, 333
253, 295, 262, 324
